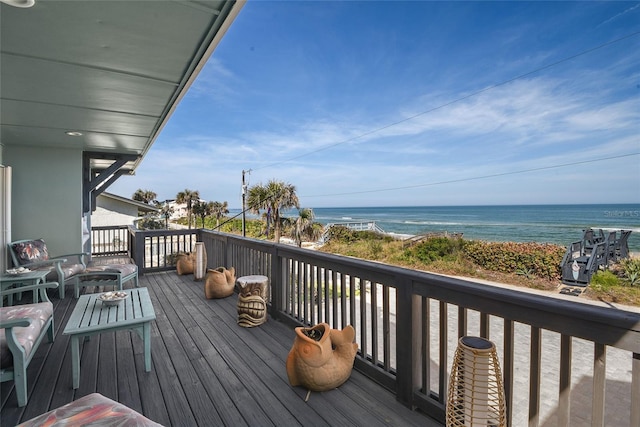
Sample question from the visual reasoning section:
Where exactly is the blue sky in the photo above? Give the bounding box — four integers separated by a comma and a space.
109, 1, 640, 209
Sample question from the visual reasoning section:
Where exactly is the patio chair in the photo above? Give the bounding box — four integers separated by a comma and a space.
581, 228, 604, 256
614, 230, 632, 261
73, 263, 138, 298
8, 239, 88, 299
604, 230, 617, 264
1, 282, 59, 407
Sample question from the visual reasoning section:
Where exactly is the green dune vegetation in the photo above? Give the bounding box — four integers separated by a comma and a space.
183, 215, 640, 306
317, 226, 640, 307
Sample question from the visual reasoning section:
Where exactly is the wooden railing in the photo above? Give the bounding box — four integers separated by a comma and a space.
100, 225, 640, 426
90, 225, 130, 257
129, 228, 198, 272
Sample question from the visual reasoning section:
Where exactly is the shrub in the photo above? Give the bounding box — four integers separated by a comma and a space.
405, 237, 465, 263
462, 241, 565, 280
325, 226, 390, 243
368, 241, 384, 259
619, 258, 640, 287
590, 270, 620, 291
216, 218, 264, 238
136, 217, 164, 230
326, 226, 357, 243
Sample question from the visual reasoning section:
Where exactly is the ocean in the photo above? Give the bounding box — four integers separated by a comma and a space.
307, 204, 640, 252
229, 204, 640, 252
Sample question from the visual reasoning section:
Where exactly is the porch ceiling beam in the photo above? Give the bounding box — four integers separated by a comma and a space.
83, 152, 138, 213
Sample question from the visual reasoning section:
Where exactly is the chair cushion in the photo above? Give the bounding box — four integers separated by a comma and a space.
85, 264, 138, 276
17, 392, 163, 426
45, 262, 86, 281
0, 302, 53, 369
12, 239, 49, 265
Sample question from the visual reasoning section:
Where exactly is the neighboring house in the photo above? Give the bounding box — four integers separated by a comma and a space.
92, 192, 159, 227
167, 199, 205, 221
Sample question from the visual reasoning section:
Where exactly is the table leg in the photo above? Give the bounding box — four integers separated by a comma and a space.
143, 322, 151, 371
71, 335, 80, 389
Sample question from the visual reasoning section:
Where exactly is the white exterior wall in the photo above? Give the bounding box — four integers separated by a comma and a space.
92, 194, 159, 227
92, 204, 138, 227
169, 201, 188, 220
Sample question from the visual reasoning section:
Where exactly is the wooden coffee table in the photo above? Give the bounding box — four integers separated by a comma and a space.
63, 287, 156, 389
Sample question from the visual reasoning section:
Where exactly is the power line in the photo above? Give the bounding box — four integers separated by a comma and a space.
252, 30, 640, 172
302, 153, 640, 198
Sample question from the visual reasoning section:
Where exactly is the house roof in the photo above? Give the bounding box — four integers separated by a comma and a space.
0, 0, 244, 175
99, 192, 160, 213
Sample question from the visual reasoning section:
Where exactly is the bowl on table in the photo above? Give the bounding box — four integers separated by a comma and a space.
5, 267, 30, 275
98, 291, 128, 306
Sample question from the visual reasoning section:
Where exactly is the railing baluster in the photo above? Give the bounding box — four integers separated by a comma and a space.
340, 272, 347, 329
529, 326, 541, 427
504, 319, 515, 426
558, 334, 572, 427
305, 262, 311, 324
422, 297, 430, 395
632, 353, 640, 427
371, 281, 378, 365
323, 268, 330, 324
360, 277, 367, 360
349, 275, 356, 330
383, 285, 390, 371
438, 301, 447, 403
457, 306, 467, 338
480, 312, 490, 338
317, 267, 322, 323
592, 343, 606, 427
294, 260, 300, 320
331, 270, 338, 328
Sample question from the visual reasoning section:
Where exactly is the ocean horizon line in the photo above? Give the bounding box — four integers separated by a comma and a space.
228, 202, 639, 211
227, 204, 640, 252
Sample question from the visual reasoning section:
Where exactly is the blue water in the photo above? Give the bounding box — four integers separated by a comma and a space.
301, 205, 640, 252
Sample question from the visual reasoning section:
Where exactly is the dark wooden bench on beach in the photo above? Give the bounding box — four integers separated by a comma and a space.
559, 228, 632, 291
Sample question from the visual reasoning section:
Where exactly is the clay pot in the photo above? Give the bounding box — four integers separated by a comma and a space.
286, 323, 358, 391
176, 252, 195, 275
204, 267, 236, 299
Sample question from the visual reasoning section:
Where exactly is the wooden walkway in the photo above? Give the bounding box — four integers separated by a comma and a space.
1, 271, 440, 426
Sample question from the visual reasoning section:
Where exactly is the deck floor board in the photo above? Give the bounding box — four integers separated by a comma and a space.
1, 271, 440, 426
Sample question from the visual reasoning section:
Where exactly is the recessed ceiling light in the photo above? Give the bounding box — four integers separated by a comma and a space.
65, 131, 83, 137
0, 0, 36, 8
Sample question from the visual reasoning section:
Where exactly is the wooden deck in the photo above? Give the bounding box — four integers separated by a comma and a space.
1, 271, 440, 426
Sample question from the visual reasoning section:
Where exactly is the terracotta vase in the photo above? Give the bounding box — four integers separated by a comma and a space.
176, 252, 195, 275
286, 323, 358, 392
204, 267, 236, 299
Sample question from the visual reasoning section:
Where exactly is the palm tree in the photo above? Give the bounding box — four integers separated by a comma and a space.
192, 200, 214, 228
211, 201, 229, 229
161, 203, 174, 229
132, 189, 157, 205
288, 208, 322, 247
247, 179, 299, 243
176, 189, 200, 229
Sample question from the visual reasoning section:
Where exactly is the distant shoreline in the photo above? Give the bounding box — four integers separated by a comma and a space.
228, 204, 640, 252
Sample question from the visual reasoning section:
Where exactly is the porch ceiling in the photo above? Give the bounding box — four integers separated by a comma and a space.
0, 0, 243, 174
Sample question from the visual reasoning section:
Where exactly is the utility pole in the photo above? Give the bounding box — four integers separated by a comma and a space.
242, 169, 251, 237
